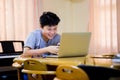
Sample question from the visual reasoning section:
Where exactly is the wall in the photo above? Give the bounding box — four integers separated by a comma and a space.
41, 0, 89, 34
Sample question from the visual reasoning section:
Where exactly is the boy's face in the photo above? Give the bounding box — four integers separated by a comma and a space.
42, 25, 58, 41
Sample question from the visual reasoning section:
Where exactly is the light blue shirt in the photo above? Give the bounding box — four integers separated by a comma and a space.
24, 29, 60, 57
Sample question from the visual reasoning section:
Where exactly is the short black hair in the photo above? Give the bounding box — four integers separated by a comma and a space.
39, 11, 60, 28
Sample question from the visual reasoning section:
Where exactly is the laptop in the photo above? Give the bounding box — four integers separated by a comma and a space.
47, 32, 91, 58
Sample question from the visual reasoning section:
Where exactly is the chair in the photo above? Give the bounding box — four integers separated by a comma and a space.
77, 65, 120, 80
21, 58, 56, 80
54, 65, 89, 80
0, 40, 24, 80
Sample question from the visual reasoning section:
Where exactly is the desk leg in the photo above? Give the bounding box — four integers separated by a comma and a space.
17, 69, 21, 80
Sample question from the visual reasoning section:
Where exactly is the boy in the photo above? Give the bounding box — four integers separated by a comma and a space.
21, 11, 60, 58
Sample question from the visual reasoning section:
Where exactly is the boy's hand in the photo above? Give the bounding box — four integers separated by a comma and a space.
47, 46, 59, 54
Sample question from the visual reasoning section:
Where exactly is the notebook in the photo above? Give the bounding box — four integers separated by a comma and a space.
47, 32, 91, 58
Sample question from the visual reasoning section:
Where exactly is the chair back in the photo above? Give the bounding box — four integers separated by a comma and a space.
22, 59, 56, 80
23, 59, 47, 71
56, 65, 89, 80
78, 65, 120, 80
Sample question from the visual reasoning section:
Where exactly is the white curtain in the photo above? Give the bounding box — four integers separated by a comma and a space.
0, 0, 42, 41
88, 0, 118, 55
